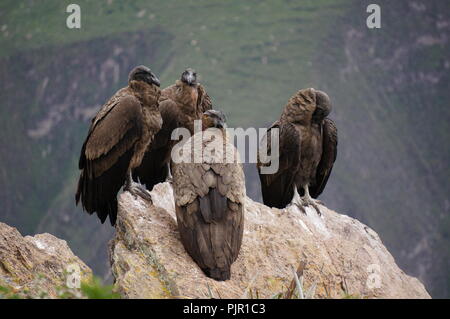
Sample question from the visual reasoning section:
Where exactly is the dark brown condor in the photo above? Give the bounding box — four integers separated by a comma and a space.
133, 68, 212, 190
172, 110, 245, 281
257, 88, 337, 215
76, 65, 162, 225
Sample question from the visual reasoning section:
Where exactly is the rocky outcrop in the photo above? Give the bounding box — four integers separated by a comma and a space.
110, 183, 430, 299
0, 222, 92, 298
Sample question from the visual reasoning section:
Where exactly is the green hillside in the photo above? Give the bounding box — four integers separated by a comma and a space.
0, 0, 448, 297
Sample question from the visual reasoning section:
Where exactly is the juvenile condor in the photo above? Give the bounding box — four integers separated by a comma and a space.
76, 65, 162, 225
133, 68, 212, 190
172, 110, 245, 281
257, 88, 337, 215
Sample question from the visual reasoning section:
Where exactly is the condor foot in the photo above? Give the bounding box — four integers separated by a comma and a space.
290, 198, 322, 216
125, 182, 152, 203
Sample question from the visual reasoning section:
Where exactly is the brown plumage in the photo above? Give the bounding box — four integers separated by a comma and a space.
133, 68, 212, 190
76, 65, 162, 225
172, 110, 245, 281
257, 88, 337, 215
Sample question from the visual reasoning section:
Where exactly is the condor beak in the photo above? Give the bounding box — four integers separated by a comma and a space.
215, 118, 226, 129
150, 73, 161, 87
186, 74, 195, 85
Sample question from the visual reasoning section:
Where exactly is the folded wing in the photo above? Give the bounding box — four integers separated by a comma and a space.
173, 135, 245, 280
257, 121, 301, 208
310, 118, 337, 198
76, 95, 143, 225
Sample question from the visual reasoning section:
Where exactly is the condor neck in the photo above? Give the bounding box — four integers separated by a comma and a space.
129, 80, 160, 105
175, 80, 199, 114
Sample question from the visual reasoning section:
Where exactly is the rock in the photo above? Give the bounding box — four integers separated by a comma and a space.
110, 183, 430, 299
0, 222, 92, 298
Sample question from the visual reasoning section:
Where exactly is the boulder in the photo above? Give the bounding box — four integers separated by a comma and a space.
0, 222, 92, 298
110, 183, 430, 299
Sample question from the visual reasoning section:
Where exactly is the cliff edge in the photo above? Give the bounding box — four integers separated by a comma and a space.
109, 182, 430, 299
0, 222, 91, 298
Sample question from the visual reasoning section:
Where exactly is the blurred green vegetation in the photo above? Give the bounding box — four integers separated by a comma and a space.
78, 277, 120, 299
0, 0, 347, 128
0, 276, 120, 299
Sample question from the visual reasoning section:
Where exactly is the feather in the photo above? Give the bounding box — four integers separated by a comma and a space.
258, 121, 300, 208
76, 75, 161, 225
257, 88, 337, 207
173, 126, 245, 281
134, 80, 213, 191
310, 118, 337, 198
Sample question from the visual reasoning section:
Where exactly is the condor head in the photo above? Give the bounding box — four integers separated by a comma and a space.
312, 89, 332, 123
180, 68, 197, 86
128, 65, 160, 87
